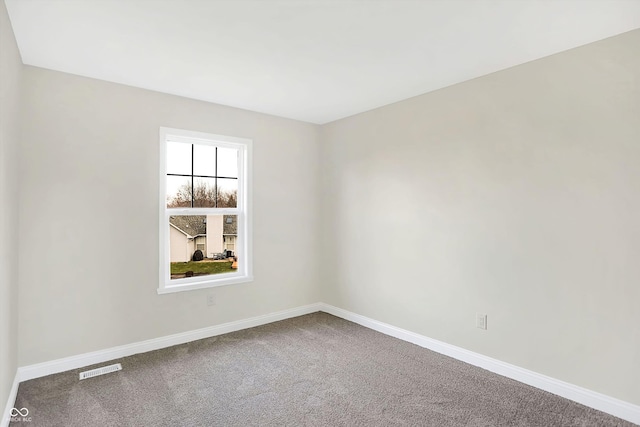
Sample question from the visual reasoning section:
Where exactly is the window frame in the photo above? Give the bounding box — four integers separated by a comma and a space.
158, 127, 253, 294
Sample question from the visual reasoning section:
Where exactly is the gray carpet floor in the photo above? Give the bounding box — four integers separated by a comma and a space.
12, 312, 634, 426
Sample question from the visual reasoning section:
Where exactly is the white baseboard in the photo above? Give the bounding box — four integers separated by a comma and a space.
17, 303, 321, 382
8, 302, 640, 425
1, 372, 20, 427
319, 303, 640, 425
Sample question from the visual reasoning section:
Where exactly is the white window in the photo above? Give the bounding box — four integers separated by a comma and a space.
159, 127, 252, 294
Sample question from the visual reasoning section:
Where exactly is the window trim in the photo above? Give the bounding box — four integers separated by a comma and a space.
158, 127, 253, 294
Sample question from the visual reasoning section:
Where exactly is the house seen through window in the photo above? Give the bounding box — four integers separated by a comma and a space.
159, 128, 252, 293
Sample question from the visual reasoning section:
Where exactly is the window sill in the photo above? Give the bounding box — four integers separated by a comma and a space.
157, 275, 254, 294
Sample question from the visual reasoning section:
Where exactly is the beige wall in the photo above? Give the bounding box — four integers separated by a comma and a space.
18, 66, 321, 366
320, 29, 640, 406
0, 0, 22, 410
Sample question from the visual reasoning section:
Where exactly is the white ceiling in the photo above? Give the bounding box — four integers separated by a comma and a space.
5, 0, 640, 124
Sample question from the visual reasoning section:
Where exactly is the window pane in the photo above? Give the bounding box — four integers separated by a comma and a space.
193, 144, 216, 177
166, 141, 192, 175
193, 177, 217, 207
166, 176, 192, 208
217, 178, 238, 208
217, 147, 238, 178
169, 215, 235, 280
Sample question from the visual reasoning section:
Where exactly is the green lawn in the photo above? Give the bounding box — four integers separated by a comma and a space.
171, 261, 234, 276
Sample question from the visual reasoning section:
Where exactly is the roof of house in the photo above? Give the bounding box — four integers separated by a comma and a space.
169, 215, 236, 237
169, 215, 206, 237
223, 215, 237, 235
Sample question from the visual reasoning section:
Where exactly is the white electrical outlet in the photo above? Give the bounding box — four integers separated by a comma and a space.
206, 293, 216, 306
476, 313, 487, 330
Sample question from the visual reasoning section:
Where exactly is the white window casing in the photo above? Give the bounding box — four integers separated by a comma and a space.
158, 127, 253, 294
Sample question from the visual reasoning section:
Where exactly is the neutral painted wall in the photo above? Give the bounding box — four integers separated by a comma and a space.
321, 29, 640, 405
0, 0, 22, 410
18, 67, 321, 365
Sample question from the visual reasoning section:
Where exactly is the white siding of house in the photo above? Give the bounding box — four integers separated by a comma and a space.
224, 235, 236, 254
206, 215, 224, 257
170, 225, 191, 263
195, 236, 206, 255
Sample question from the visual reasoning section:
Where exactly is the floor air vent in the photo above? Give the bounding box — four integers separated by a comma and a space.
79, 363, 122, 380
